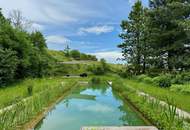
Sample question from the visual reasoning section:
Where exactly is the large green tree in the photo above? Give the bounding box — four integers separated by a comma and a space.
148, 0, 190, 71
118, 0, 146, 74
0, 9, 52, 85
0, 48, 18, 86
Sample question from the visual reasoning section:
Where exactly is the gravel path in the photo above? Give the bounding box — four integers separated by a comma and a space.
138, 91, 190, 119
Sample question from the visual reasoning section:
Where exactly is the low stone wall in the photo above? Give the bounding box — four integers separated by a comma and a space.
81, 126, 158, 130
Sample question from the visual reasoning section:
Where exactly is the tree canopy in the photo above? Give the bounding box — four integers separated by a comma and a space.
118, 0, 190, 74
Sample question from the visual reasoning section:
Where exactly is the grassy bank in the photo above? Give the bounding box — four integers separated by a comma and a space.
112, 79, 190, 130
123, 79, 190, 113
0, 77, 90, 109
0, 77, 85, 130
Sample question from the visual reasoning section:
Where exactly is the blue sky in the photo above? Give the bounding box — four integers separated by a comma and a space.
0, 0, 148, 63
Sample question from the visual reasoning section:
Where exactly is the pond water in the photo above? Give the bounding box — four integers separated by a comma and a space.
35, 86, 147, 130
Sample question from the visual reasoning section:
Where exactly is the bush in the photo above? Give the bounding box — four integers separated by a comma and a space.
91, 65, 105, 75
70, 50, 81, 60
100, 58, 109, 72
181, 72, 190, 83
118, 70, 128, 78
171, 74, 184, 84
153, 75, 171, 88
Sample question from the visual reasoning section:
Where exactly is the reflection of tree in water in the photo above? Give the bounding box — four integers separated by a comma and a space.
91, 84, 108, 95
112, 89, 123, 101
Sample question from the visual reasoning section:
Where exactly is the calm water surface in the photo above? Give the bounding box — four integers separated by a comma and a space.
35, 86, 146, 130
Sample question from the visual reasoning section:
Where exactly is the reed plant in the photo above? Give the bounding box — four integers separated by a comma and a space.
0, 81, 77, 130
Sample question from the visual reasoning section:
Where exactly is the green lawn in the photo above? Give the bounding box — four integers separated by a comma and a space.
124, 79, 190, 113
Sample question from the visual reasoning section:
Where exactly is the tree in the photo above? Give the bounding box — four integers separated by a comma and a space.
118, 0, 145, 74
148, 0, 190, 71
70, 50, 81, 60
100, 58, 109, 71
30, 31, 47, 51
0, 48, 18, 86
0, 9, 52, 81
64, 45, 70, 57
8, 9, 32, 31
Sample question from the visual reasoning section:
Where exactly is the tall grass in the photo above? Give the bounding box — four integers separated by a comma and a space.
112, 80, 190, 130
0, 77, 68, 109
125, 79, 190, 113
0, 81, 77, 130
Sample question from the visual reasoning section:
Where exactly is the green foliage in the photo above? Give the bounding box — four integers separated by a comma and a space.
30, 31, 47, 50
153, 75, 171, 88
136, 74, 172, 88
92, 66, 105, 75
27, 84, 33, 96
0, 48, 18, 86
112, 81, 189, 130
88, 59, 109, 75
70, 50, 81, 60
143, 77, 153, 84
91, 77, 101, 84
118, 1, 147, 74
100, 58, 109, 71
119, 0, 190, 73
0, 81, 77, 130
136, 74, 148, 81
170, 84, 190, 94
118, 69, 128, 78
69, 50, 97, 61
0, 10, 81, 85
136, 75, 153, 84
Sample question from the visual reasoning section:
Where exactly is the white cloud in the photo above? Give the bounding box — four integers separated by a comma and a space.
46, 35, 71, 45
129, 0, 138, 6
31, 23, 44, 31
78, 25, 114, 35
79, 103, 114, 113
0, 0, 102, 25
90, 51, 123, 63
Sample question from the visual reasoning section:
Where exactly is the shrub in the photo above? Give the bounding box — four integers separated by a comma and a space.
181, 72, 190, 83
118, 69, 129, 78
171, 74, 184, 84
70, 50, 81, 60
92, 66, 105, 75
153, 75, 171, 88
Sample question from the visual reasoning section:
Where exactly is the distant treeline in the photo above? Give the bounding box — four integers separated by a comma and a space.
118, 0, 190, 75
0, 9, 96, 86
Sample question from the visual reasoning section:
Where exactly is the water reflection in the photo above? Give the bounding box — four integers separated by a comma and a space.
35, 85, 146, 130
